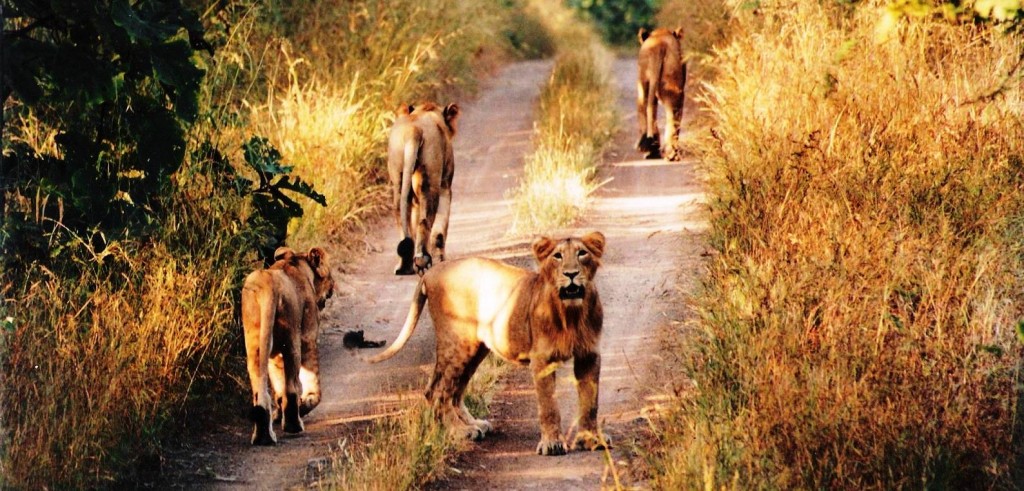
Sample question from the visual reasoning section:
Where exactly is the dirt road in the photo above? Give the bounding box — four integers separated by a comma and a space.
427, 58, 705, 489
162, 57, 704, 489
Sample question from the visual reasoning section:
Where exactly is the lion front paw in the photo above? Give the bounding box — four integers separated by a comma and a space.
572, 430, 612, 452
536, 438, 567, 456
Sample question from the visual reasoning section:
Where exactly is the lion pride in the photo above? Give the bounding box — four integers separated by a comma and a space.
367, 232, 610, 455
241, 247, 334, 445
636, 27, 687, 161
387, 102, 460, 275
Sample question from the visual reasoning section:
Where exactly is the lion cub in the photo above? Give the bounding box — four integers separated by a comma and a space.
241, 247, 335, 445
637, 27, 687, 160
368, 232, 611, 455
387, 101, 460, 275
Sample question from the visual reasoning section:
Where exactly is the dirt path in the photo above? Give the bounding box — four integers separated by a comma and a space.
159, 57, 704, 490
425, 58, 705, 489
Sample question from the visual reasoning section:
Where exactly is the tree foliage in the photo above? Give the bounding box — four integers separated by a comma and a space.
566, 0, 658, 45
1, 0, 324, 267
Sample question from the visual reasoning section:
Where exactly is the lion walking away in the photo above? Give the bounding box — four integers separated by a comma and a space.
366, 232, 612, 456
636, 27, 687, 161
387, 102, 460, 275
240, 247, 335, 445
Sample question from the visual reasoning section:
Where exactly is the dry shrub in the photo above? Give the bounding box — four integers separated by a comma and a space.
323, 403, 464, 490
0, 183, 251, 487
651, 0, 1024, 488
510, 0, 616, 234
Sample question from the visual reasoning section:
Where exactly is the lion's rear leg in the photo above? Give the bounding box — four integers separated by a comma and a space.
243, 287, 277, 446
452, 344, 492, 438
427, 341, 489, 440
269, 354, 286, 424
280, 339, 304, 434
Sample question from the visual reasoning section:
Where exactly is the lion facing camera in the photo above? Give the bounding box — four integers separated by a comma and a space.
367, 232, 610, 455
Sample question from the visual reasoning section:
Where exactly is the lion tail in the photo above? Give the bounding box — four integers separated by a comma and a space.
645, 46, 664, 139
241, 272, 277, 409
398, 131, 422, 242
365, 279, 427, 363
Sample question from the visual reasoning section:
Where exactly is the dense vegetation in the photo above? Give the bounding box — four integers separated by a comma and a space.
510, 0, 617, 233
651, 0, 1024, 487
0, 0, 527, 487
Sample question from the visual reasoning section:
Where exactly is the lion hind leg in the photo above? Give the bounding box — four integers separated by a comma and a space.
243, 283, 277, 445
281, 335, 304, 434
269, 354, 286, 424
299, 365, 320, 417
428, 341, 488, 441
453, 344, 492, 439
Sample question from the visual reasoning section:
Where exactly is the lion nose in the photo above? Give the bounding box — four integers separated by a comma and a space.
564, 271, 579, 281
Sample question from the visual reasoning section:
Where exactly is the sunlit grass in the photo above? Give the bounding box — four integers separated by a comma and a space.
648, 0, 1024, 487
509, 0, 617, 235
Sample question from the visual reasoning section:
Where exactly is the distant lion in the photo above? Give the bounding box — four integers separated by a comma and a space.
241, 247, 334, 445
367, 232, 610, 456
636, 27, 687, 161
387, 102, 460, 275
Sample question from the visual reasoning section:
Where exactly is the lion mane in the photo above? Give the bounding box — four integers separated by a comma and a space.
367, 232, 610, 455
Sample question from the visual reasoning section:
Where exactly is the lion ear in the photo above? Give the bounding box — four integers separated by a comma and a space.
396, 104, 413, 116
307, 247, 329, 273
581, 231, 606, 259
532, 237, 556, 263
274, 247, 296, 262
443, 103, 460, 135
673, 27, 684, 39
638, 27, 649, 44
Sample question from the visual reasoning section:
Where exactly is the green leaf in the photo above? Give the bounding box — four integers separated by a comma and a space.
151, 38, 204, 121
274, 175, 328, 207
111, 0, 178, 44
242, 137, 293, 176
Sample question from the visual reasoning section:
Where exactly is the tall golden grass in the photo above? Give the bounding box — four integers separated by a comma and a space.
509, 0, 617, 234
650, 0, 1024, 488
1, 1, 524, 488
1, 177, 254, 487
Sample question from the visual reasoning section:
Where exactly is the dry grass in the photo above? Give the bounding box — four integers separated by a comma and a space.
0, 177, 253, 487
323, 403, 464, 490
321, 356, 508, 490
509, 0, 617, 234
649, 0, 1024, 488
0, 1, 525, 488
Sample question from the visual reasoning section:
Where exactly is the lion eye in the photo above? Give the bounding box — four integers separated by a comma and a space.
578, 250, 588, 258
553, 252, 563, 261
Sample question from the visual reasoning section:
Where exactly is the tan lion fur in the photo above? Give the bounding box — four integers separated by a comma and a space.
367, 232, 610, 456
387, 101, 460, 275
636, 27, 687, 161
240, 247, 335, 445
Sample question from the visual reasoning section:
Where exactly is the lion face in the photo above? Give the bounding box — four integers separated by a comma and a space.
532, 232, 606, 307
306, 247, 335, 310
